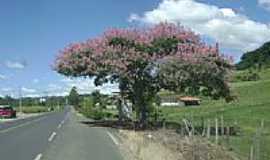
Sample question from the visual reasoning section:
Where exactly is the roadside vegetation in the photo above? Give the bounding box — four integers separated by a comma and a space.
159, 68, 270, 159
231, 69, 260, 82
15, 106, 50, 114
56, 23, 270, 159
55, 23, 233, 128
66, 56, 270, 159
73, 68, 270, 159
68, 87, 117, 120
0, 96, 66, 114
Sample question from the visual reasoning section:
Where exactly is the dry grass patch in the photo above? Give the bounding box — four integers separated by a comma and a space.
118, 129, 237, 160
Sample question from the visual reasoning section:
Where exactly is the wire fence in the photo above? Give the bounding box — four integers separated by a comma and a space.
162, 115, 270, 160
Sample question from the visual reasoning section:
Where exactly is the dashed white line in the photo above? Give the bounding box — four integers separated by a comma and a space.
57, 123, 62, 129
57, 118, 66, 129
48, 132, 57, 142
107, 131, 119, 146
34, 153, 43, 160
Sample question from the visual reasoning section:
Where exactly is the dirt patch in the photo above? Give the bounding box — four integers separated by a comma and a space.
117, 129, 237, 160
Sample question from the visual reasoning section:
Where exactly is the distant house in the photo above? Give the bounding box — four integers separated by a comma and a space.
160, 95, 201, 107
160, 95, 185, 107
179, 96, 201, 106
0, 105, 10, 108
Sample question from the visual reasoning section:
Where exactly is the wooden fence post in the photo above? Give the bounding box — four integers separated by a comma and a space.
162, 119, 166, 130
261, 119, 264, 129
215, 118, 219, 145
221, 115, 224, 136
250, 145, 254, 160
201, 117, 205, 137
260, 119, 265, 160
207, 119, 210, 139
226, 126, 230, 146
254, 127, 261, 160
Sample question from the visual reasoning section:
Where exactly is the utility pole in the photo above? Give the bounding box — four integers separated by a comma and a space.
65, 97, 68, 106
84, 96, 86, 109
43, 91, 48, 107
19, 86, 22, 114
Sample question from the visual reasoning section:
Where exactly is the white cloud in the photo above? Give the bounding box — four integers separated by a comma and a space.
5, 60, 26, 69
1, 87, 12, 92
60, 77, 119, 95
0, 74, 7, 80
33, 78, 40, 84
129, 0, 270, 53
258, 0, 270, 11
62, 78, 95, 94
0, 87, 40, 98
0, 87, 15, 98
128, 13, 141, 23
48, 83, 62, 90
0, 78, 119, 98
23, 93, 42, 98
6, 78, 119, 98
62, 78, 98, 94
22, 87, 36, 93
45, 83, 67, 96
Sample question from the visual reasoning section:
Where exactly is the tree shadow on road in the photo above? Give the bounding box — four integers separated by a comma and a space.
79, 120, 165, 131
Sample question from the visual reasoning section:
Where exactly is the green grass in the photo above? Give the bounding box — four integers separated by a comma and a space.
160, 69, 270, 159
15, 106, 49, 113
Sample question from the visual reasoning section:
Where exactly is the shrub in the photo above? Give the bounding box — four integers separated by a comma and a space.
18, 106, 48, 113
233, 70, 260, 82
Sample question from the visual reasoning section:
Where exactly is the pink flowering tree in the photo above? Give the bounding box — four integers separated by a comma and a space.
54, 23, 232, 126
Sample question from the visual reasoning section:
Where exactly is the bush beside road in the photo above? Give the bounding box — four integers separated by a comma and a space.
77, 107, 116, 120
15, 106, 64, 114
16, 106, 49, 114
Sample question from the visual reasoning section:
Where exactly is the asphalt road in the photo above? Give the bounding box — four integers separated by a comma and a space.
0, 106, 122, 160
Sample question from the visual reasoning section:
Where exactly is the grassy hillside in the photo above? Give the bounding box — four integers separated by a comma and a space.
160, 69, 270, 159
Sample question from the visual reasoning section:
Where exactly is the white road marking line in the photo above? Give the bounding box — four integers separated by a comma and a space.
34, 153, 43, 160
63, 112, 70, 122
57, 123, 62, 129
48, 132, 57, 142
0, 116, 47, 134
58, 117, 66, 129
107, 131, 119, 146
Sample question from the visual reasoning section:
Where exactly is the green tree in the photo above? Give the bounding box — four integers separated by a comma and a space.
91, 90, 101, 106
55, 23, 232, 126
68, 87, 80, 106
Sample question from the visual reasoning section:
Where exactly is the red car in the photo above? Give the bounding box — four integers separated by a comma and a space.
0, 105, 17, 118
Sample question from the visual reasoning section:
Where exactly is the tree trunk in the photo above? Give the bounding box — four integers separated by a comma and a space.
133, 93, 148, 129
117, 99, 124, 122
139, 104, 148, 128
130, 76, 157, 129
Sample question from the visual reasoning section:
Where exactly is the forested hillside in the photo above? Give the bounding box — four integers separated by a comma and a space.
237, 42, 270, 70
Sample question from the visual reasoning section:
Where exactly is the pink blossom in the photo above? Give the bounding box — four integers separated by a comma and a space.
55, 23, 226, 77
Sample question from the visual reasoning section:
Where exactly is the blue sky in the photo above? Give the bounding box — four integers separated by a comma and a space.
0, 0, 270, 97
